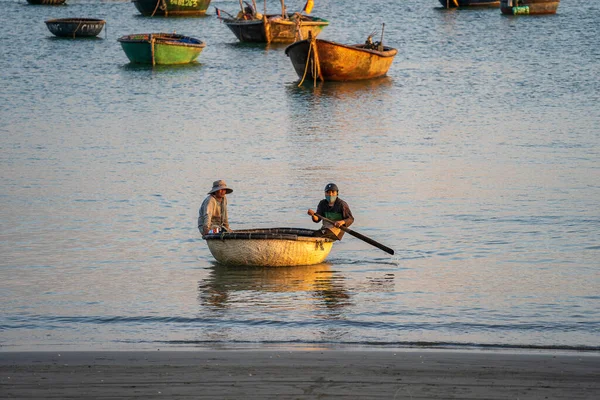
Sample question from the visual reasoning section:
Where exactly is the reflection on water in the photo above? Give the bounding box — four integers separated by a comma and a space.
198, 263, 351, 314
119, 62, 204, 72
286, 76, 394, 100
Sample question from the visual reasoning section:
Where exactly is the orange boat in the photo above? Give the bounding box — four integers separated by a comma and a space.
285, 36, 397, 83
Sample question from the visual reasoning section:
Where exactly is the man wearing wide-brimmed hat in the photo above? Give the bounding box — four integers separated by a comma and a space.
198, 180, 233, 235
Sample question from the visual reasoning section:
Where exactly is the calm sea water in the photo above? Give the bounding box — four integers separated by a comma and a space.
1, 0, 599, 351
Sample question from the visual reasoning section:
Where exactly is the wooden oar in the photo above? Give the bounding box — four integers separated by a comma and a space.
315, 213, 394, 255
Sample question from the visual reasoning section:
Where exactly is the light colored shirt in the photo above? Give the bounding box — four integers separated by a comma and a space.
198, 195, 229, 233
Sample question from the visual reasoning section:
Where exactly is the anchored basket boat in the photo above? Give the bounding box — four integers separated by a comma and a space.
132, 0, 212, 17
117, 33, 206, 65
500, 0, 560, 15
285, 37, 397, 82
203, 228, 334, 267
45, 18, 106, 38
222, 14, 329, 43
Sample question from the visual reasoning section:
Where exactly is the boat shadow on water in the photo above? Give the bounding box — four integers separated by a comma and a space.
47, 35, 105, 41
225, 41, 290, 53
119, 61, 204, 72
198, 263, 352, 311
285, 76, 394, 100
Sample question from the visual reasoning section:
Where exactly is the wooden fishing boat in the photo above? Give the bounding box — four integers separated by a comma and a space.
223, 14, 328, 43
438, 0, 499, 8
203, 228, 334, 267
27, 0, 66, 4
285, 37, 397, 82
118, 33, 206, 65
45, 18, 106, 38
132, 0, 211, 17
500, 0, 559, 14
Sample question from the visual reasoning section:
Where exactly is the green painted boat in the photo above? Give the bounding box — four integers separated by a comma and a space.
132, 0, 211, 17
117, 33, 206, 65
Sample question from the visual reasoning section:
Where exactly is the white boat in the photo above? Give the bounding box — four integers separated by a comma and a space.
203, 228, 333, 267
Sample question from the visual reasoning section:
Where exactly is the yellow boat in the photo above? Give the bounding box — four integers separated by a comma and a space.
203, 228, 334, 267
285, 37, 397, 83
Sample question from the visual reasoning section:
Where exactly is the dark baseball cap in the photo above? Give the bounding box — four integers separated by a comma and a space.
324, 183, 339, 192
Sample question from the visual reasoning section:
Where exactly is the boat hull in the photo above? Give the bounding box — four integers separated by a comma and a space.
118, 33, 206, 65
223, 14, 328, 43
204, 228, 334, 267
500, 0, 559, 14
438, 0, 499, 8
132, 0, 211, 17
27, 0, 66, 4
45, 18, 106, 38
285, 39, 398, 82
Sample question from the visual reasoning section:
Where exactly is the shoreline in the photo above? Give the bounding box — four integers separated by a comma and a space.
2, 350, 599, 399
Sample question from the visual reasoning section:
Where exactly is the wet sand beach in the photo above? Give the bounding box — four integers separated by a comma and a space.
1, 350, 598, 399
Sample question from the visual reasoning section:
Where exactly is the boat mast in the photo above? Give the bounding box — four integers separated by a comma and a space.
280, 0, 286, 17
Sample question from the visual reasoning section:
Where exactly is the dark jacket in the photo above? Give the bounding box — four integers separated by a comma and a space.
314, 197, 354, 240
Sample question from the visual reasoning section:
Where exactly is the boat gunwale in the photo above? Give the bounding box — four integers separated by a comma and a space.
203, 227, 334, 243
45, 18, 106, 24
222, 14, 329, 28
117, 33, 206, 49
285, 39, 398, 58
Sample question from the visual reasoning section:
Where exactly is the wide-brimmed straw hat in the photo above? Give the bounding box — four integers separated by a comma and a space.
208, 180, 233, 194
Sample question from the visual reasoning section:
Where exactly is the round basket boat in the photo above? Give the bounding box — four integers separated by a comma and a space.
203, 228, 334, 267
45, 18, 106, 38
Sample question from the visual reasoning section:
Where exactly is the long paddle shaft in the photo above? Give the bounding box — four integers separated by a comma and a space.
315, 214, 394, 255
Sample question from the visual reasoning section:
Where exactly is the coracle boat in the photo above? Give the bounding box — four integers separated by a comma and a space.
218, 1, 328, 43
117, 33, 206, 65
285, 34, 397, 83
438, 0, 499, 8
45, 18, 106, 38
132, 0, 211, 17
27, 0, 66, 4
203, 228, 334, 267
500, 0, 559, 14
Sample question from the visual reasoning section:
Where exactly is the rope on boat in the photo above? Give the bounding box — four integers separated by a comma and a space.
150, 34, 156, 66
151, 0, 168, 17
294, 15, 302, 42
72, 20, 84, 39
298, 34, 323, 88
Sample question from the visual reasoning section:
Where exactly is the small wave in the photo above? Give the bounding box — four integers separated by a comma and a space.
147, 339, 600, 353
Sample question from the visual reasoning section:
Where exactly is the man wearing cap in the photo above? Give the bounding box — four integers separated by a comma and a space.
198, 180, 233, 236
307, 183, 354, 241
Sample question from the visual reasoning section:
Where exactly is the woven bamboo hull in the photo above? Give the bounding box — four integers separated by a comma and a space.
204, 228, 334, 267
223, 15, 328, 43
438, 0, 499, 8
285, 39, 397, 82
45, 18, 106, 38
500, 0, 559, 14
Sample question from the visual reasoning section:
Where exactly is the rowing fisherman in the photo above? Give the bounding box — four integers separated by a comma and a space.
307, 183, 354, 241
